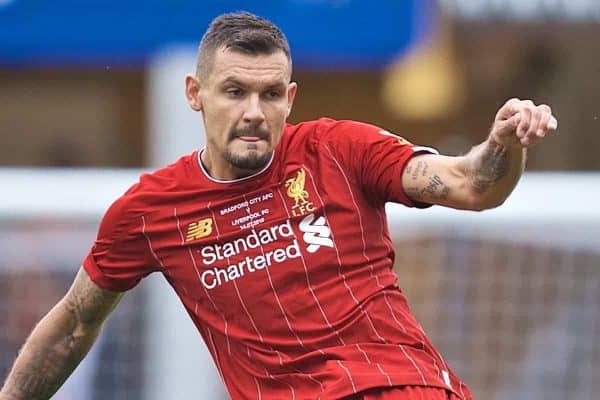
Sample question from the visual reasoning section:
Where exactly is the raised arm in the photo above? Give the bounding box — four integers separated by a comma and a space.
402, 98, 557, 211
0, 267, 123, 400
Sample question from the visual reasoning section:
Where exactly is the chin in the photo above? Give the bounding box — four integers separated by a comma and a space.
224, 149, 272, 171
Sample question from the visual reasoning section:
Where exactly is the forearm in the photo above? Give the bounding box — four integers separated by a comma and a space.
1, 302, 101, 400
402, 98, 554, 211
463, 136, 526, 209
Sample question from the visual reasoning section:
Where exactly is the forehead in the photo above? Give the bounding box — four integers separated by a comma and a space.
209, 48, 291, 85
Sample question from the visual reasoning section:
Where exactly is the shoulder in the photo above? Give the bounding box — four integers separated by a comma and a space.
137, 152, 198, 193
284, 118, 374, 135
283, 118, 379, 150
102, 152, 198, 228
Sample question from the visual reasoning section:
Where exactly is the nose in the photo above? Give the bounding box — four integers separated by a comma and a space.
242, 94, 265, 124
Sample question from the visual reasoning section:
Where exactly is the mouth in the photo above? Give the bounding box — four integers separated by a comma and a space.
231, 128, 270, 144
236, 135, 264, 143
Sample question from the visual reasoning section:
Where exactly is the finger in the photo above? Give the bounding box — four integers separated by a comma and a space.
496, 98, 521, 121
537, 104, 557, 131
517, 106, 532, 138
494, 112, 521, 137
538, 104, 552, 114
537, 109, 551, 138
521, 133, 542, 147
525, 104, 542, 140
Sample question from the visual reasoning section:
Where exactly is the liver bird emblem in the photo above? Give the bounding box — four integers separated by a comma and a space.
285, 169, 309, 207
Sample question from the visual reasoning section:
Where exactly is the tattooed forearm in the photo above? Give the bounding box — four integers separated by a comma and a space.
401, 138, 525, 210
1, 269, 121, 399
7, 338, 82, 400
2, 314, 93, 400
469, 140, 511, 193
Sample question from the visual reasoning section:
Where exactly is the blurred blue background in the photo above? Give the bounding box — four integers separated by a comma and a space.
0, 0, 433, 68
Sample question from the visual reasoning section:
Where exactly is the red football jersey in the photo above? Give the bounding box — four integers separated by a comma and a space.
83, 119, 470, 399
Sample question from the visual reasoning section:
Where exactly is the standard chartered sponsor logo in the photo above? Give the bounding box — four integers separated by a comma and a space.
299, 213, 333, 253
199, 215, 334, 289
200, 220, 300, 289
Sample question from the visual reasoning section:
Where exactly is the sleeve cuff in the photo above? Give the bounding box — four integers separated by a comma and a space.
83, 252, 139, 292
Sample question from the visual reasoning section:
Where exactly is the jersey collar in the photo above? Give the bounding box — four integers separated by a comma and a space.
196, 148, 276, 184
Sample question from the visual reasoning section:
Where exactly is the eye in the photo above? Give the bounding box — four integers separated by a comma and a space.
226, 88, 243, 97
265, 90, 282, 99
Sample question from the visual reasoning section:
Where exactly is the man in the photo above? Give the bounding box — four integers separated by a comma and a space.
1, 12, 557, 400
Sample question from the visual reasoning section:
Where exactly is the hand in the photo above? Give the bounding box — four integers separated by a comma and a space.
490, 98, 558, 147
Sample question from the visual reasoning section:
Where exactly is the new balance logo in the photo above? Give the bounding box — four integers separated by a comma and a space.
186, 218, 213, 241
299, 213, 333, 253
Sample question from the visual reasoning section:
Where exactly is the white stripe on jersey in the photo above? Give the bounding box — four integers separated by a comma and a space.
254, 376, 262, 400
209, 207, 264, 343
275, 187, 345, 349
337, 360, 357, 394
211, 207, 297, 400
323, 146, 424, 343
141, 215, 167, 271
205, 327, 228, 390
232, 279, 264, 342
175, 206, 233, 358
324, 145, 391, 291
241, 194, 309, 351
374, 206, 450, 379
356, 343, 371, 363
303, 165, 388, 346
173, 210, 193, 301
376, 363, 394, 387
400, 345, 427, 385
321, 150, 431, 384
244, 347, 264, 400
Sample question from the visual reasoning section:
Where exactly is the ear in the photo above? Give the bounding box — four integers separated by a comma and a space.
185, 74, 203, 111
286, 82, 298, 118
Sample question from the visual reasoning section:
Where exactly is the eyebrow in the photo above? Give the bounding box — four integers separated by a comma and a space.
220, 76, 286, 90
221, 77, 246, 87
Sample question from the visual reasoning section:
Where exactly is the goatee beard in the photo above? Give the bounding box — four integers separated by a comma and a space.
223, 150, 272, 171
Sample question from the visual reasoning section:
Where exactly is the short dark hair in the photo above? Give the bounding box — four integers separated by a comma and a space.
196, 12, 292, 79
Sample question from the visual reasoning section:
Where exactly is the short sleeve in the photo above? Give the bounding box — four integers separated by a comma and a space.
83, 190, 157, 292
318, 119, 438, 207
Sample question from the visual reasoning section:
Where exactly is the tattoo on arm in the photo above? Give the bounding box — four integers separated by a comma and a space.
404, 160, 451, 202
402, 140, 522, 210
422, 175, 451, 200
63, 270, 122, 324
2, 270, 122, 399
470, 140, 510, 193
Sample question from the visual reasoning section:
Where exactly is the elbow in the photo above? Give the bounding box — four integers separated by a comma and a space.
465, 192, 506, 212
469, 201, 503, 212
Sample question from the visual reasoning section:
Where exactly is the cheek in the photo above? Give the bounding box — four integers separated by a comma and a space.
204, 103, 236, 141
266, 103, 290, 126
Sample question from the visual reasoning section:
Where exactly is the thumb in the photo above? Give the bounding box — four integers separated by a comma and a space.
496, 98, 521, 121
493, 112, 521, 136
